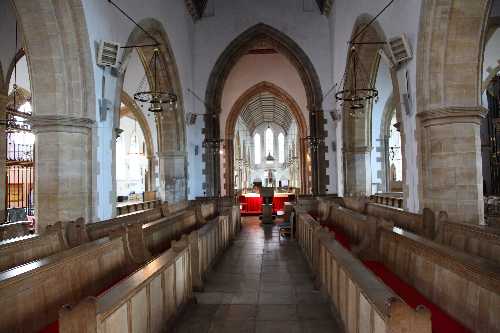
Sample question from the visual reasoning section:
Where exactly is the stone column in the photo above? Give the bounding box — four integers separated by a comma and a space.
343, 146, 371, 196
418, 107, 486, 224
157, 151, 187, 203
31, 115, 94, 233
0, 94, 7, 222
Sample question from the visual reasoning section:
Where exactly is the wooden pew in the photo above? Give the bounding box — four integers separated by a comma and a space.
296, 213, 432, 333
365, 202, 435, 238
142, 209, 198, 257
435, 211, 500, 265
377, 226, 500, 332
321, 202, 392, 258
0, 221, 68, 272
0, 220, 32, 241
59, 236, 193, 333
59, 214, 238, 332
0, 231, 137, 332
116, 199, 161, 216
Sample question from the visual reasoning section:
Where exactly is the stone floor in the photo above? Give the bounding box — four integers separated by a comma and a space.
173, 216, 341, 333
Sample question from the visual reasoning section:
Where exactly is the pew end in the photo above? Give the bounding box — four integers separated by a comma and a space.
59, 297, 98, 333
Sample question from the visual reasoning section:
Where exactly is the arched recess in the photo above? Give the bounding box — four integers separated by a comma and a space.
225, 81, 309, 196
417, 0, 491, 224
118, 18, 187, 203
8, 0, 95, 232
204, 23, 325, 196
342, 15, 404, 198
120, 92, 155, 192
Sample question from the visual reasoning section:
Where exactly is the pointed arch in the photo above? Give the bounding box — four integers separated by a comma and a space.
224, 81, 309, 195
204, 23, 325, 196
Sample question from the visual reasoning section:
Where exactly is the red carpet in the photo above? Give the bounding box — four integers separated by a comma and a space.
363, 260, 471, 333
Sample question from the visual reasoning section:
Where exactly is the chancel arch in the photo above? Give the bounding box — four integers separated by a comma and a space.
204, 23, 325, 197
225, 81, 308, 196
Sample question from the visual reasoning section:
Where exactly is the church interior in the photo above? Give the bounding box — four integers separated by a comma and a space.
0, 0, 499, 332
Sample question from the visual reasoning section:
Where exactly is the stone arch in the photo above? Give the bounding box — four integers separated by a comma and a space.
204, 23, 326, 196
342, 15, 401, 196
416, 0, 491, 224
224, 81, 309, 195
120, 92, 154, 159
8, 0, 95, 231
119, 18, 187, 202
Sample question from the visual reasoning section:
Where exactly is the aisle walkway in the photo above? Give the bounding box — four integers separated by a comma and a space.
174, 216, 341, 333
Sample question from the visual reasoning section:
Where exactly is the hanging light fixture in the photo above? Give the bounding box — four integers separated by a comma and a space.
133, 48, 177, 113
335, 46, 378, 115
106, 0, 177, 113
265, 152, 275, 164
334, 0, 395, 117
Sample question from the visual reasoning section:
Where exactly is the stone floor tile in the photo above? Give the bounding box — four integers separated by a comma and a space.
255, 320, 302, 333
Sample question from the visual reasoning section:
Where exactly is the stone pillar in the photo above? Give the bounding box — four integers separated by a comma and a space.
31, 116, 94, 233
0, 94, 7, 222
418, 107, 486, 224
158, 151, 187, 203
343, 146, 371, 196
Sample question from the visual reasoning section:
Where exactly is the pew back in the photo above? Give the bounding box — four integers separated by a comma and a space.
143, 210, 197, 256
436, 214, 500, 265
0, 221, 31, 241
60, 238, 192, 333
366, 203, 435, 238
0, 222, 68, 272
297, 213, 432, 333
0, 234, 133, 332
378, 226, 500, 333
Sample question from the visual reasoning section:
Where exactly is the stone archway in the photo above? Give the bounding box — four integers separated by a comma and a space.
203, 23, 326, 196
8, 0, 95, 232
416, 0, 491, 224
224, 81, 309, 196
119, 18, 187, 203
120, 92, 155, 192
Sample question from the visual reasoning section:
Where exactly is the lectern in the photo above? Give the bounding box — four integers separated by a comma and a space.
260, 187, 274, 224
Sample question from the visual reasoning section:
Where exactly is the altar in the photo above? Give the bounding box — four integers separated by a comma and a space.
239, 192, 295, 215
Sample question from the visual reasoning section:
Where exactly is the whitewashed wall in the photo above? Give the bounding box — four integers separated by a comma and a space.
81, 0, 195, 220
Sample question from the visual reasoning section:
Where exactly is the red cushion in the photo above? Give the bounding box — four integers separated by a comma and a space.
322, 224, 351, 251
39, 321, 58, 333
363, 260, 471, 333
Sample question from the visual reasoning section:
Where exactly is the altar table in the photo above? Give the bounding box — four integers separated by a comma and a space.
239, 193, 294, 215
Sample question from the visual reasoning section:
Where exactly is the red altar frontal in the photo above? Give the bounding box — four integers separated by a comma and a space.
239, 193, 295, 215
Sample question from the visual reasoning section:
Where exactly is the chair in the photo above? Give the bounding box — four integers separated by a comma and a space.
278, 211, 294, 240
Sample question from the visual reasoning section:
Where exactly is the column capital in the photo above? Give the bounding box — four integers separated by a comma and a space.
417, 106, 487, 127
31, 115, 95, 133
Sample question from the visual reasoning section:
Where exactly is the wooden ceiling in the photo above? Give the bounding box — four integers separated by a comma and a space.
239, 92, 294, 135
185, 0, 332, 20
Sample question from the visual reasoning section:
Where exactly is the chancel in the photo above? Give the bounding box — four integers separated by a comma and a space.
0, 0, 499, 332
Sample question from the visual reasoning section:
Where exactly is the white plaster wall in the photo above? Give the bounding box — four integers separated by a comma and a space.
81, 0, 195, 219
330, 0, 422, 211
371, 59, 393, 194
192, 0, 336, 194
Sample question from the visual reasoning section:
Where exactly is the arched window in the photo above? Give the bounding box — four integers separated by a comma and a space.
388, 112, 402, 182
278, 133, 285, 163
254, 133, 261, 164
265, 127, 273, 157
